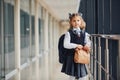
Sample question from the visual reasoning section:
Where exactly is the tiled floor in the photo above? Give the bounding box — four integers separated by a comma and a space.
53, 64, 69, 80
53, 64, 93, 80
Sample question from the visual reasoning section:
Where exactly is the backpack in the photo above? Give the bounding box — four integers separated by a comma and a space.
58, 30, 86, 64
58, 34, 66, 64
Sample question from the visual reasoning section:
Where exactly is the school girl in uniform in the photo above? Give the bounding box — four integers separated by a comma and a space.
61, 13, 91, 80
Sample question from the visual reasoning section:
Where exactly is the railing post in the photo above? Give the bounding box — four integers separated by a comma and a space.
94, 37, 97, 80
98, 37, 101, 80
105, 39, 109, 80
89, 36, 94, 80
117, 40, 120, 80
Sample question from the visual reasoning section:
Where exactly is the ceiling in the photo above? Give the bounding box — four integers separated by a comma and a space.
43, 0, 81, 21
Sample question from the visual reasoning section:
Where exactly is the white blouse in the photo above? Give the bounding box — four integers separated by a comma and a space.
63, 31, 91, 49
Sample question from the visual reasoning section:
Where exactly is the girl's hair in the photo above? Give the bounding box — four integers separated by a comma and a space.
69, 13, 86, 30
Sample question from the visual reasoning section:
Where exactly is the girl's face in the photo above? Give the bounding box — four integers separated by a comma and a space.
70, 16, 81, 28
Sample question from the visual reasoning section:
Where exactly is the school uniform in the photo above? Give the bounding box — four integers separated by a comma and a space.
61, 28, 91, 79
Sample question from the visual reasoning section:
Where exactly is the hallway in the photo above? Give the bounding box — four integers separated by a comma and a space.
0, 0, 120, 80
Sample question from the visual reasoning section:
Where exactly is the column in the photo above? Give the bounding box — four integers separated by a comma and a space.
49, 16, 53, 80
14, 0, 20, 80
43, 10, 49, 80
34, 0, 40, 80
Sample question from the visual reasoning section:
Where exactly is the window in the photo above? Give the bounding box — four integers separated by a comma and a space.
0, 0, 2, 79
4, 2, 15, 74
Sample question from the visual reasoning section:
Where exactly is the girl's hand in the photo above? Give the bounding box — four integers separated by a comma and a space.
76, 45, 83, 50
83, 45, 90, 52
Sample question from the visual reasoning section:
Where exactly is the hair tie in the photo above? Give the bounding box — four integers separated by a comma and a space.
79, 12, 83, 17
69, 13, 72, 19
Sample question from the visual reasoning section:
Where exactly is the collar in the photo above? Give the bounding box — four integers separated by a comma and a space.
73, 27, 81, 31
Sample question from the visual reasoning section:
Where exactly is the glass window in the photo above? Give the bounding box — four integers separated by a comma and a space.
39, 7, 45, 54
48, 15, 51, 49
39, 18, 44, 54
30, 0, 35, 57
38, 6, 44, 54
20, 0, 30, 64
0, 0, 2, 79
31, 16, 35, 57
0, 0, 7, 78
31, 16, 35, 45
0, 1, 1, 48
4, 2, 15, 74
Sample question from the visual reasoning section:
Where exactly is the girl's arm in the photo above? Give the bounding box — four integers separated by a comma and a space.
85, 32, 91, 47
83, 32, 92, 52
64, 32, 83, 49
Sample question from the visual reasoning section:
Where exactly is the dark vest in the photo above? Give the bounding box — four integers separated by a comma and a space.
66, 29, 85, 55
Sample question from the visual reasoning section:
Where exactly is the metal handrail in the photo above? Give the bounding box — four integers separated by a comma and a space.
90, 34, 120, 80
91, 34, 120, 40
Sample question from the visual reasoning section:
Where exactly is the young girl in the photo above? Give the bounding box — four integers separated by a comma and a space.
61, 13, 91, 80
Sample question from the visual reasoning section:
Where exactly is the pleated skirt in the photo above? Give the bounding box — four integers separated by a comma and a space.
61, 54, 88, 78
